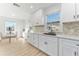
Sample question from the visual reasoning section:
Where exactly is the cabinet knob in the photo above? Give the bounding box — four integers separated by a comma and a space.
36, 22, 39, 24
76, 44, 79, 46
44, 42, 48, 45
73, 15, 75, 19
27, 36, 29, 38
73, 15, 77, 19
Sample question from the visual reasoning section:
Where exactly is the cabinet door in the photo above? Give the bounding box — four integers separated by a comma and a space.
46, 36, 58, 56
62, 39, 77, 56
62, 43, 77, 56
33, 34, 39, 48
76, 43, 79, 56
61, 3, 75, 22
31, 9, 44, 26
27, 33, 34, 44
27, 33, 31, 42
77, 47, 79, 56
39, 35, 58, 56
35, 10, 44, 25
39, 35, 48, 53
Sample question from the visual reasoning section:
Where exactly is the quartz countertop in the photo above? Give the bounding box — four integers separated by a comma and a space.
56, 35, 79, 41
31, 32, 79, 41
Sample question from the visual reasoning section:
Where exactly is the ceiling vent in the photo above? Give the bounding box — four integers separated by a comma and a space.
13, 3, 20, 7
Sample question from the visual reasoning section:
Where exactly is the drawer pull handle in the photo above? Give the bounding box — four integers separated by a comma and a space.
76, 44, 79, 46
74, 51, 77, 56
73, 15, 75, 19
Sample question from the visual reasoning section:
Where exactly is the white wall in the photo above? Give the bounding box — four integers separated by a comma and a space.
0, 16, 26, 37
44, 4, 61, 15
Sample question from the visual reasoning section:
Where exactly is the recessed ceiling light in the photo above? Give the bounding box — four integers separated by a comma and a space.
12, 14, 15, 17
30, 5, 33, 8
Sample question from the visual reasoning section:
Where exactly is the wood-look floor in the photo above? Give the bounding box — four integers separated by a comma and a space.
0, 38, 47, 56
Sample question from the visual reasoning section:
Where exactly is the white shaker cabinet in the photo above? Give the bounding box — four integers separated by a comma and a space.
39, 34, 48, 53
77, 47, 79, 56
27, 33, 39, 48
39, 34, 58, 56
31, 9, 44, 26
27, 33, 34, 44
62, 40, 77, 56
61, 3, 79, 22
33, 33, 39, 48
46, 36, 58, 56
59, 38, 79, 56
61, 3, 75, 22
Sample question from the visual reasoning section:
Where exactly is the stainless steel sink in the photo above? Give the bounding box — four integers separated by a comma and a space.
43, 32, 56, 36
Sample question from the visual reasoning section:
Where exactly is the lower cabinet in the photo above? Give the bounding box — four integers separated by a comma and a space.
46, 36, 58, 56
27, 33, 39, 48
59, 38, 79, 56
77, 47, 79, 56
27, 33, 79, 56
27, 33, 34, 44
33, 33, 39, 48
62, 42, 77, 56
39, 35, 48, 53
39, 35, 58, 56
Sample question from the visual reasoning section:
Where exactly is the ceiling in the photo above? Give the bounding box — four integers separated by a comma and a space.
14, 3, 60, 14
0, 3, 60, 20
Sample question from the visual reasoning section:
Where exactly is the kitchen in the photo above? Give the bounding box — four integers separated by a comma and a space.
0, 3, 79, 56
25, 3, 79, 56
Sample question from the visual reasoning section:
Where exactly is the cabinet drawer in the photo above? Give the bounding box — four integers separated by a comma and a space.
62, 39, 79, 46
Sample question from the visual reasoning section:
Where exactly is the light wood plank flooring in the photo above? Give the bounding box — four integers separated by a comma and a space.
0, 38, 47, 56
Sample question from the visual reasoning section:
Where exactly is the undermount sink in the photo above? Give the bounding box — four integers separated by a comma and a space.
43, 32, 56, 36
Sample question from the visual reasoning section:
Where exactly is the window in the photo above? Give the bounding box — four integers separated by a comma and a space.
5, 20, 16, 33
47, 11, 60, 22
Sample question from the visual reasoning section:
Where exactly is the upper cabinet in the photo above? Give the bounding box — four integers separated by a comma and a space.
31, 9, 44, 26
76, 4, 79, 21
61, 3, 76, 22
61, 3, 79, 22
